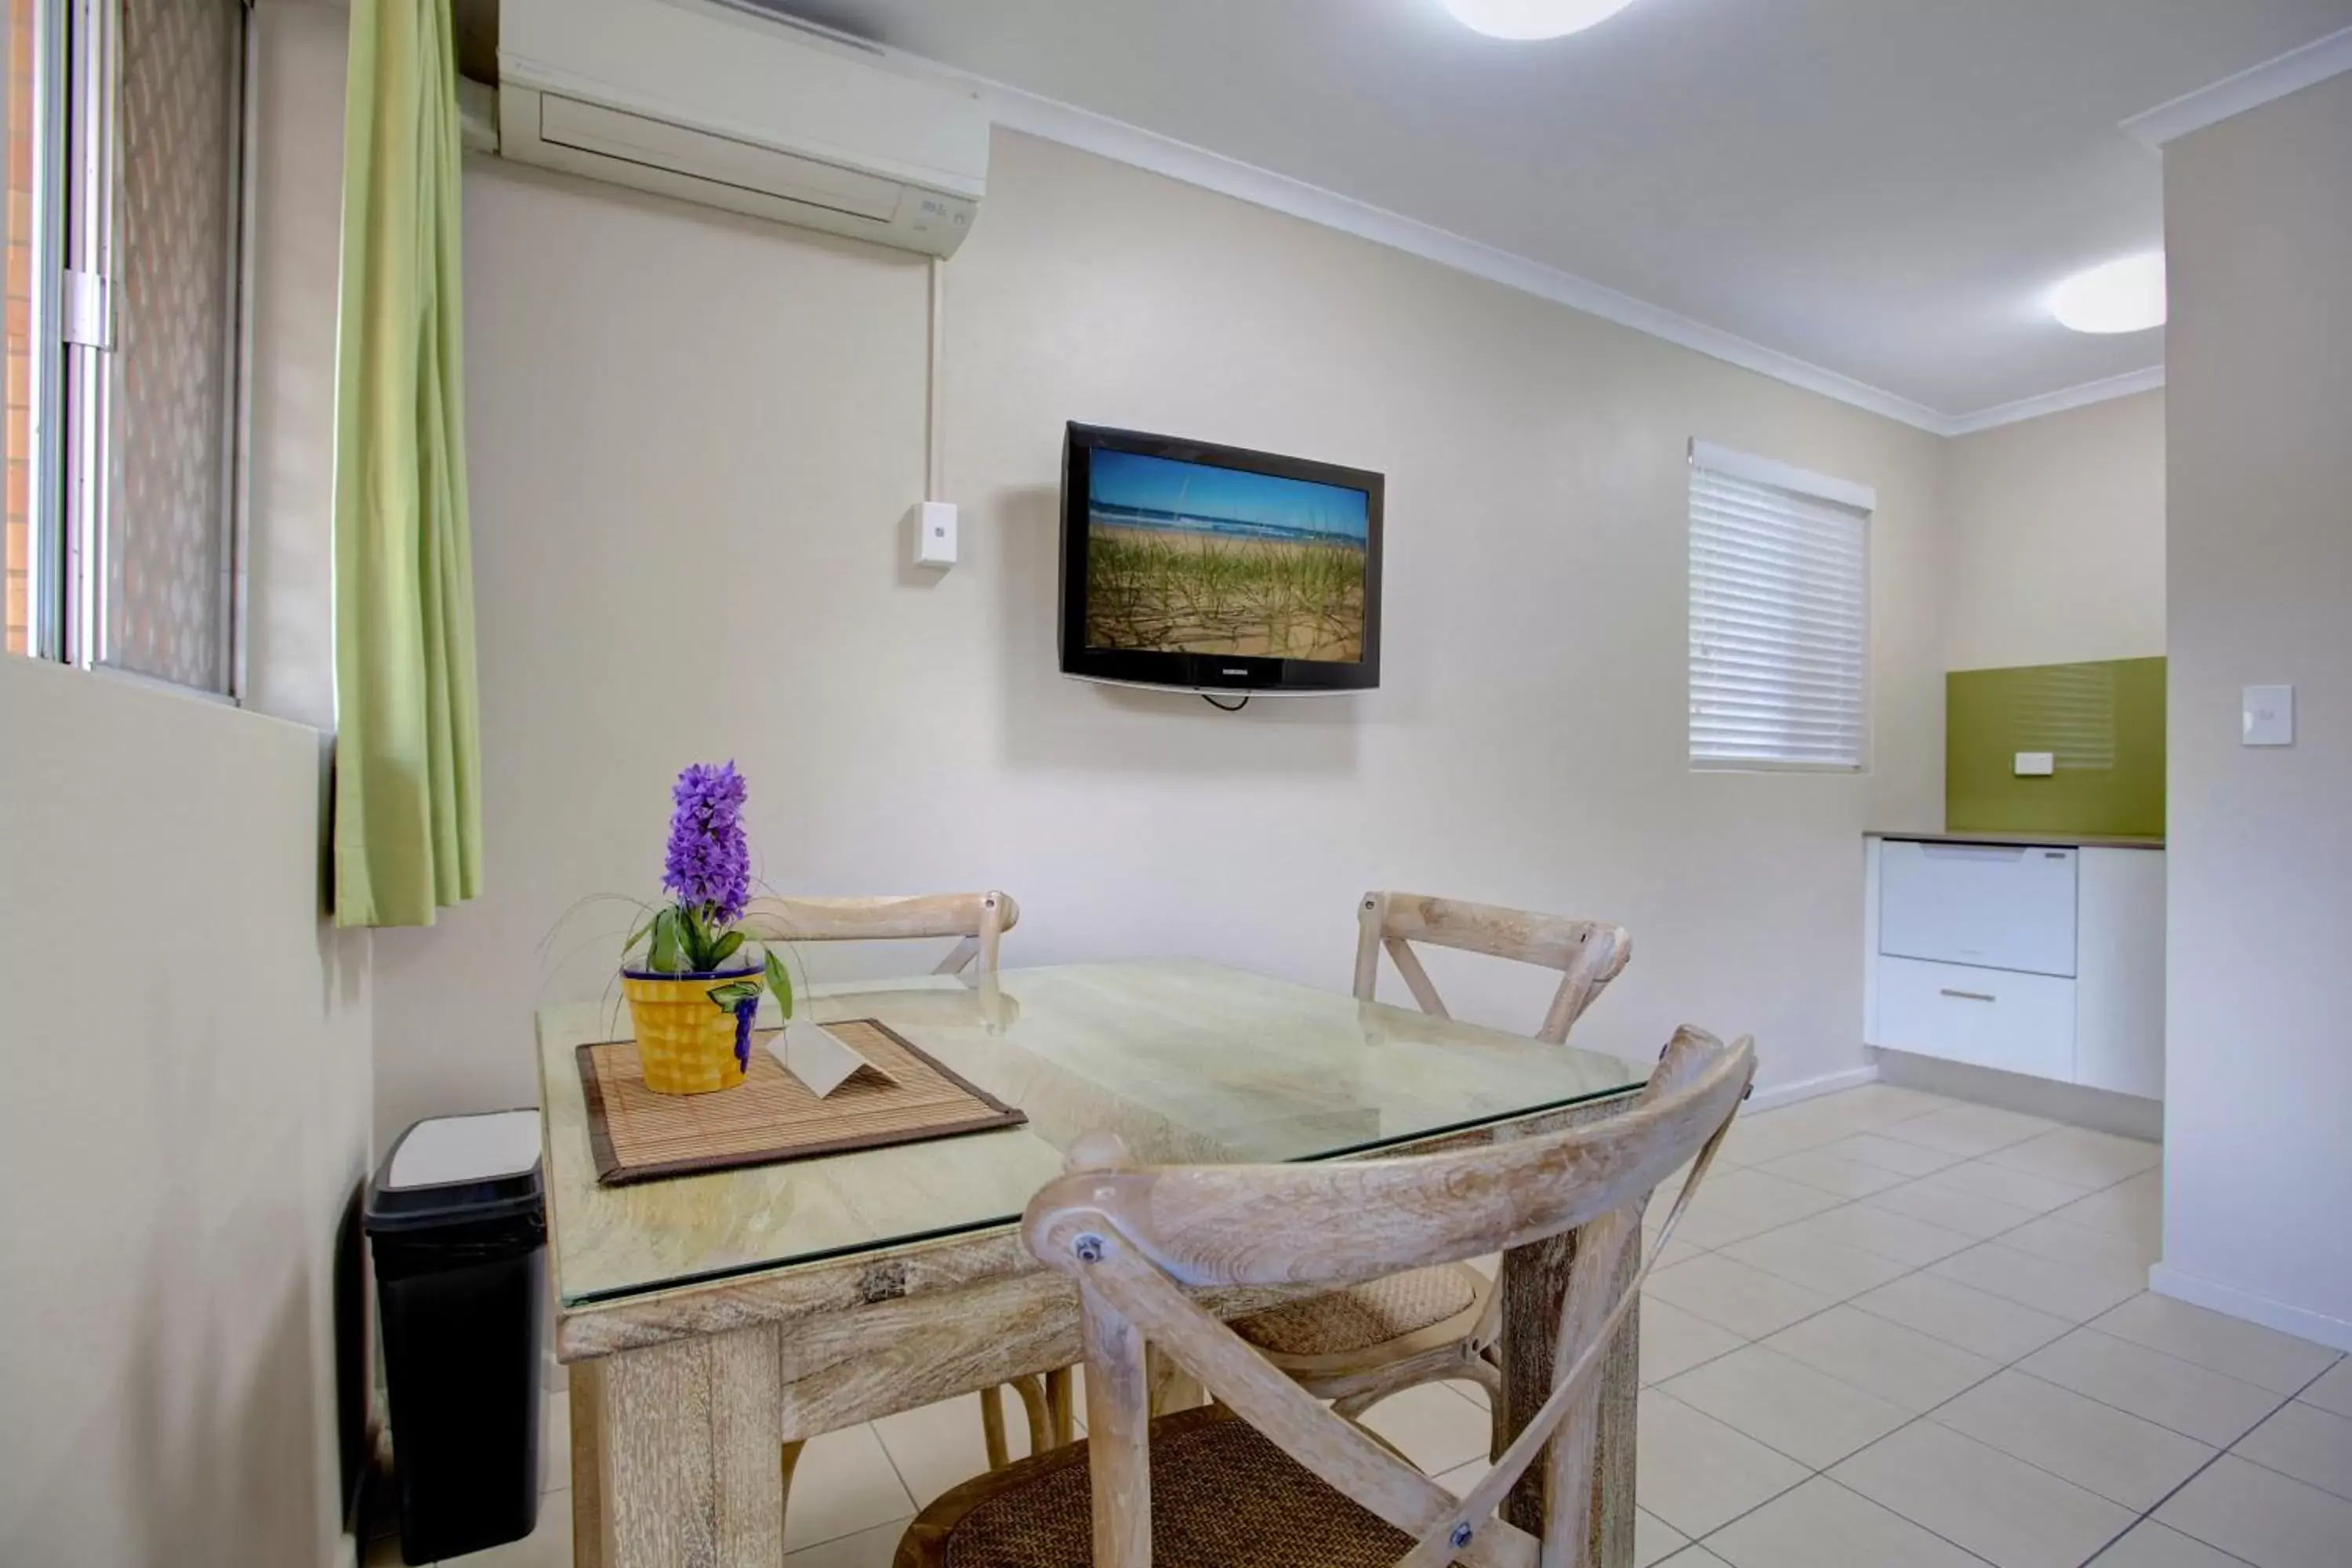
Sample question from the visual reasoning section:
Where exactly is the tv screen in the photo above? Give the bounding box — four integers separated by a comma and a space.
1058, 423, 1383, 694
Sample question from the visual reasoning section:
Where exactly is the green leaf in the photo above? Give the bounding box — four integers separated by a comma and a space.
706, 930, 745, 969
648, 907, 685, 974
707, 980, 761, 1010
765, 949, 795, 1021
622, 912, 655, 956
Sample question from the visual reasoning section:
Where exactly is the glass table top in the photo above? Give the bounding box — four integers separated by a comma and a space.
535, 960, 1649, 1306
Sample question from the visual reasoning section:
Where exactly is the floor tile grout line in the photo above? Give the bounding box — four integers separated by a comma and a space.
1639, 1105, 2167, 1563
866, 1410, 924, 1514
1646, 1381, 2006, 1566
1997, 1327, 2316, 1446
1656, 1138, 2204, 1560
2077, 1336, 2347, 1564
2087, 1441, 2266, 1566
1464, 1102, 2087, 1553
1671, 1284, 2139, 1563
1645, 1139, 2154, 1349
1653, 1108, 2352, 1566
2210, 1352, 2352, 1491
784, 1417, 920, 1558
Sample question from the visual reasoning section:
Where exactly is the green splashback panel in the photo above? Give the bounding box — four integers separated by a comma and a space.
1947, 658, 2165, 837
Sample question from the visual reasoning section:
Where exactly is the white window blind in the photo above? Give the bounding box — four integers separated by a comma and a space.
1688, 441, 1874, 771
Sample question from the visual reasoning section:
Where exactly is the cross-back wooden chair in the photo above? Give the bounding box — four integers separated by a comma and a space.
737, 890, 1021, 979
1353, 893, 1632, 1046
1218, 894, 1634, 1453
895, 1025, 1753, 1568
736, 892, 1069, 1486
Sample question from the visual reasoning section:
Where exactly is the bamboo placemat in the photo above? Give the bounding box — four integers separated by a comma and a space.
576, 1018, 1027, 1185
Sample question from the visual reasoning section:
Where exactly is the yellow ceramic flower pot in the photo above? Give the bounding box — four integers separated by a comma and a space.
621, 967, 759, 1095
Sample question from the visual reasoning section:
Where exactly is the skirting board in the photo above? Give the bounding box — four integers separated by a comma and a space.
1743, 1064, 1878, 1115
2149, 1262, 2352, 1356
1871, 1047, 2162, 1142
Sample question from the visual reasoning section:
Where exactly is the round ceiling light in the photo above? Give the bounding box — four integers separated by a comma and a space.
1439, 0, 1642, 41
2049, 252, 2167, 335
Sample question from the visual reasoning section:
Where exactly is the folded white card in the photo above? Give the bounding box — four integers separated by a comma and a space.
768, 1019, 900, 1099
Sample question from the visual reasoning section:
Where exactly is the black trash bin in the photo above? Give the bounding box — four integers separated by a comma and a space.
365, 1109, 550, 1565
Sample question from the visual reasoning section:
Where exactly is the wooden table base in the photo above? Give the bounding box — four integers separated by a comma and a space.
568, 1232, 1639, 1568
563, 1089, 1647, 1568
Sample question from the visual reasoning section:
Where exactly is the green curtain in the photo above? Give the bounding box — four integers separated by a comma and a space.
330, 0, 483, 927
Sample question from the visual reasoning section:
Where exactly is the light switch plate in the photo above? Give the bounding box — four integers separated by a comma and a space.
2243, 684, 2295, 746
2013, 751, 2056, 776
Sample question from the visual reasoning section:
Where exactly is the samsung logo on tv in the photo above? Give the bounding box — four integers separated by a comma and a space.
1224, 668, 1248, 676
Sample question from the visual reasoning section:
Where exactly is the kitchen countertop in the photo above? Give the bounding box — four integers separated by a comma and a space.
1867, 828, 2165, 851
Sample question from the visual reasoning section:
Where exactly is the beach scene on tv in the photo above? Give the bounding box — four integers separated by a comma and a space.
1085, 448, 1370, 662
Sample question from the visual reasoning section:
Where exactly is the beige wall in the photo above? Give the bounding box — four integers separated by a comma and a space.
1942, 390, 2165, 672
372, 129, 1948, 1141
0, 657, 372, 1566
2160, 72, 2352, 1348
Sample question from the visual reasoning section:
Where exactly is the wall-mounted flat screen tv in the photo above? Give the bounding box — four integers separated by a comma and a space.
1058, 423, 1383, 695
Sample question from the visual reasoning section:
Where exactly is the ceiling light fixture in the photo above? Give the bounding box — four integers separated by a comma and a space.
1440, 0, 1642, 42
2049, 252, 2167, 335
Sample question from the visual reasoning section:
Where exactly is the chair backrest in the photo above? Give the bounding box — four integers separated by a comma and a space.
1024, 1025, 1754, 1568
736, 891, 1019, 976
1354, 891, 1632, 1044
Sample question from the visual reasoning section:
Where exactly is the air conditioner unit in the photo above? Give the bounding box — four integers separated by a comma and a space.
493, 0, 988, 258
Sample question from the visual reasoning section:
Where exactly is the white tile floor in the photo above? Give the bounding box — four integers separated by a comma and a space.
383, 1083, 2351, 1568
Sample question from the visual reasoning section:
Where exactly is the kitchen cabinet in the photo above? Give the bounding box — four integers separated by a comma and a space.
1864, 833, 2164, 1098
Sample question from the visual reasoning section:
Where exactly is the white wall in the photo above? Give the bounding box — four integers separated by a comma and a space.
372, 129, 1949, 1142
2158, 71, 2352, 1348
1942, 390, 2165, 672
0, 8, 372, 1559
0, 658, 373, 1566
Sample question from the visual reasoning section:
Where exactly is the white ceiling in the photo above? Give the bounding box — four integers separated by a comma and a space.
768, 0, 2352, 426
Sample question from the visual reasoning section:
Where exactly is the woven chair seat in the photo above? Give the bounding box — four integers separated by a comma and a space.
1228, 1265, 1483, 1359
896, 1406, 1413, 1568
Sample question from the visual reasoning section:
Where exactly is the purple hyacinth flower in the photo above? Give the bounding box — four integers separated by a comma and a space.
663, 760, 752, 927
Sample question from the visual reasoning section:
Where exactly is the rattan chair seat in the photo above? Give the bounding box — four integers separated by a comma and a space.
895, 1406, 1414, 1568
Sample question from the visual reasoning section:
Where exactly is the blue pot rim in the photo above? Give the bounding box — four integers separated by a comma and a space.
620, 964, 762, 982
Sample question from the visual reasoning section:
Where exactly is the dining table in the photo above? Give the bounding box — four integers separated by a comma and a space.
536, 958, 1655, 1568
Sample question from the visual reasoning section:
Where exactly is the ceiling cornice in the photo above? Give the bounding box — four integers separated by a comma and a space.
779, 22, 2180, 438
960, 73, 1962, 435
1940, 365, 2167, 438
2122, 24, 2352, 148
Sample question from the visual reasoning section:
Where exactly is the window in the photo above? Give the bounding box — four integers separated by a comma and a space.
1687, 440, 1874, 771
4, 0, 245, 692
5, 0, 53, 657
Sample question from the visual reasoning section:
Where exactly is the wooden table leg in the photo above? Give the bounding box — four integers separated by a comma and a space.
571, 1363, 605, 1568
593, 1326, 783, 1568
1499, 1221, 1640, 1566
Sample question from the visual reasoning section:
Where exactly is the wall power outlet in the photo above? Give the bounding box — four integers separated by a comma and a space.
912, 501, 957, 569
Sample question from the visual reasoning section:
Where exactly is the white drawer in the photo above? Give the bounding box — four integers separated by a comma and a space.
1873, 956, 2074, 1080
1879, 839, 2078, 977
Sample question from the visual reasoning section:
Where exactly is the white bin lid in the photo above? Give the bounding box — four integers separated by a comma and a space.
387, 1109, 544, 1189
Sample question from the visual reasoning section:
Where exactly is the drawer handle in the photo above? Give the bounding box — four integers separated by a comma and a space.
1939, 988, 1997, 1003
